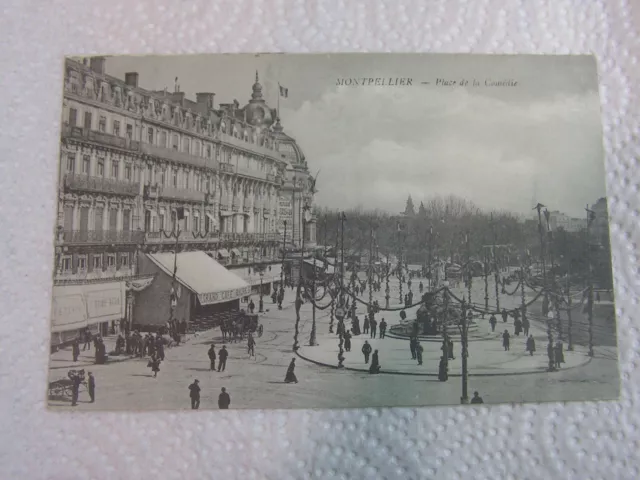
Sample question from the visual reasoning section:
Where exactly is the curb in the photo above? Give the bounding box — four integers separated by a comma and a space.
295, 348, 593, 377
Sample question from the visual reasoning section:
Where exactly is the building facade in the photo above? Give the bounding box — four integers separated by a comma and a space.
53, 56, 315, 342
547, 210, 587, 233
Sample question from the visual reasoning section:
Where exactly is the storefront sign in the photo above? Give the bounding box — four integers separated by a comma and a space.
198, 285, 252, 305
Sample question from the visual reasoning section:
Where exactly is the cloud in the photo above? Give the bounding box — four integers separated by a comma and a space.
282, 85, 605, 217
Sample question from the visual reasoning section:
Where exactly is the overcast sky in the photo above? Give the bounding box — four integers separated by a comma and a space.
105, 53, 606, 218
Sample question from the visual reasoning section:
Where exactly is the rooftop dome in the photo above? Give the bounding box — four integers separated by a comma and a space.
272, 117, 306, 167
242, 71, 276, 128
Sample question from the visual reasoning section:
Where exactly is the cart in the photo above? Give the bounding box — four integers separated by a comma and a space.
48, 369, 86, 399
243, 312, 263, 337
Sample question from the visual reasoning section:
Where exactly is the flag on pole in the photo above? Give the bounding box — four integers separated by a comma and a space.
279, 85, 289, 98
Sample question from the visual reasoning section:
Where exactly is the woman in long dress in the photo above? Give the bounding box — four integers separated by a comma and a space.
369, 349, 381, 374
284, 358, 298, 383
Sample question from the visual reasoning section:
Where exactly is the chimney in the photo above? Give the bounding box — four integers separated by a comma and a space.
196, 92, 216, 109
125, 72, 139, 88
89, 56, 106, 75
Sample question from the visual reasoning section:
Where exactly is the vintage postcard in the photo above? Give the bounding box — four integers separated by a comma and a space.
48, 53, 617, 410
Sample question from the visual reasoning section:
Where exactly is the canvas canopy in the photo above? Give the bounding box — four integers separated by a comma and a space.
147, 251, 250, 305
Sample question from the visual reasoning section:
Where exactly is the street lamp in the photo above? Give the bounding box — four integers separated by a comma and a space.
278, 220, 287, 310
585, 205, 596, 357
458, 297, 470, 404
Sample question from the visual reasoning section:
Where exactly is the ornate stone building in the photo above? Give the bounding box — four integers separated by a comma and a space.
52, 56, 315, 343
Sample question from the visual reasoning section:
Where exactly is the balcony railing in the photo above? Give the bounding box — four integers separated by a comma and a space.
219, 232, 280, 243
219, 132, 280, 159
61, 125, 140, 151
156, 185, 206, 203
65, 174, 139, 196
59, 229, 144, 245
140, 143, 218, 170
220, 163, 236, 174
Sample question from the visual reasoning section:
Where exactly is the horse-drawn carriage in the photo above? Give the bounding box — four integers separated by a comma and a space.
221, 310, 263, 340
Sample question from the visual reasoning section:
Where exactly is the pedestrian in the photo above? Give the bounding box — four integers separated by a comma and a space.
489, 314, 497, 332
208, 344, 216, 370
83, 329, 92, 351
156, 335, 165, 361
69, 371, 82, 406
416, 341, 424, 365
554, 341, 565, 368
72, 338, 80, 362
363, 315, 370, 335
370, 317, 377, 339
247, 334, 256, 357
369, 349, 381, 374
502, 330, 510, 351
218, 387, 231, 409
447, 339, 455, 360
522, 317, 530, 337
419, 281, 424, 293
501, 308, 509, 323
410, 336, 418, 359
438, 356, 448, 382
284, 358, 298, 383
189, 379, 201, 409
514, 317, 522, 336
470, 391, 484, 404
379, 318, 387, 339
362, 340, 372, 364
547, 342, 556, 370
248, 299, 255, 314
526, 335, 536, 356
343, 331, 352, 352
148, 354, 161, 377
218, 345, 228, 372
352, 316, 361, 336
87, 371, 95, 403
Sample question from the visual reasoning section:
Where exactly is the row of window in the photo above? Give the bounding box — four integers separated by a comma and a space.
66, 152, 133, 180
60, 252, 130, 273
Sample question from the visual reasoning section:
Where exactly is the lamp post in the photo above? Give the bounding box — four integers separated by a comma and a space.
465, 231, 472, 308
329, 218, 339, 334
385, 253, 391, 309
491, 215, 500, 313
428, 225, 434, 291
458, 297, 469, 404
398, 219, 404, 304
368, 220, 375, 317
483, 239, 490, 316
586, 206, 595, 357
309, 246, 318, 346
534, 203, 554, 371
278, 220, 287, 310
293, 204, 310, 352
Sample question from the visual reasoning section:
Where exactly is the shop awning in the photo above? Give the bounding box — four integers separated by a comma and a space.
230, 248, 241, 257
51, 281, 126, 333
217, 249, 230, 258
147, 251, 250, 306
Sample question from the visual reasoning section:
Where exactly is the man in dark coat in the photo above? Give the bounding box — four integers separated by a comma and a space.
218, 345, 228, 372
547, 342, 556, 371
526, 335, 536, 356
554, 341, 564, 369
470, 391, 484, 404
379, 318, 387, 339
218, 387, 231, 409
87, 371, 95, 403
370, 317, 377, 339
248, 299, 255, 314
410, 336, 418, 360
489, 314, 497, 332
343, 331, 352, 352
70, 372, 82, 406
522, 317, 530, 337
208, 344, 216, 370
361, 340, 372, 364
438, 356, 448, 382
189, 379, 201, 409
501, 308, 509, 323
351, 316, 361, 336
363, 315, 370, 335
514, 317, 523, 336
419, 281, 424, 293
416, 341, 424, 365
247, 334, 256, 357
502, 330, 510, 351
369, 349, 381, 374
83, 329, 92, 351
72, 339, 80, 362
156, 334, 165, 361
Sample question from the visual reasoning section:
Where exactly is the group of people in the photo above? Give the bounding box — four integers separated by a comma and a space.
68, 369, 96, 407
207, 344, 230, 371
72, 330, 108, 364
488, 309, 530, 336
113, 331, 168, 359
188, 380, 231, 410
362, 315, 387, 339
360, 341, 381, 374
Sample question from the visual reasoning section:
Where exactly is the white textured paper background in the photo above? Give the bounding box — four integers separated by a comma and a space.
0, 1, 638, 479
